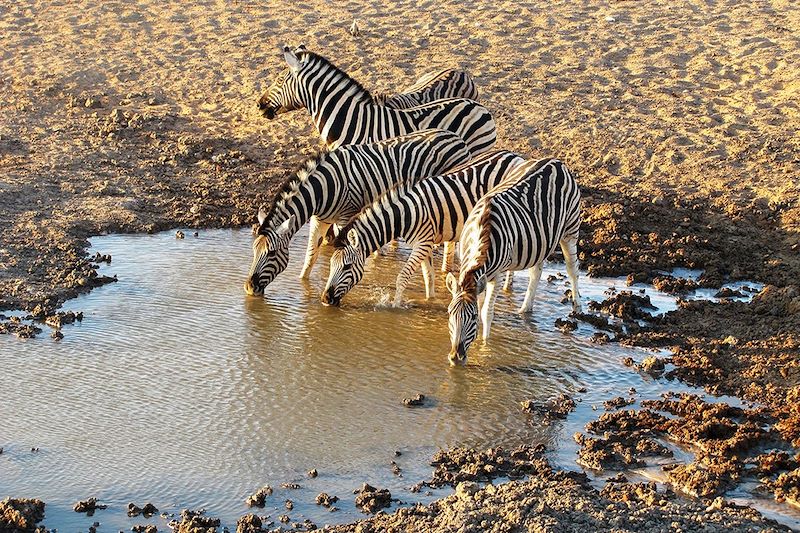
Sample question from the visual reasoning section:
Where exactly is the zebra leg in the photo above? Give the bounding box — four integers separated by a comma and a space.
502, 271, 514, 292
300, 217, 332, 279
420, 254, 435, 299
480, 278, 499, 341
441, 241, 456, 272
393, 242, 433, 306
560, 235, 582, 313
519, 262, 544, 313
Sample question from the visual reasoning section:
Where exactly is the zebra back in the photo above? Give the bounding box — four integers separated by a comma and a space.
267, 47, 496, 155
337, 150, 527, 255
379, 69, 479, 109
459, 159, 581, 293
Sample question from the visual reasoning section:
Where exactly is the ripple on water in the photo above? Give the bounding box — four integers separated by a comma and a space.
0, 228, 793, 529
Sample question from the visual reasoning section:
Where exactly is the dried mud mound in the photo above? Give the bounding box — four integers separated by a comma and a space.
326, 461, 788, 532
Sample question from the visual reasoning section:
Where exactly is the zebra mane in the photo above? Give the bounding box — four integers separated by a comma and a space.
459, 198, 494, 296
333, 180, 414, 249
257, 148, 331, 234
298, 50, 374, 103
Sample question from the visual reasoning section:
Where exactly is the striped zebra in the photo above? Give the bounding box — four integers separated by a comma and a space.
446, 158, 582, 366
321, 150, 527, 307
372, 68, 478, 108
256, 45, 496, 155
243, 129, 471, 296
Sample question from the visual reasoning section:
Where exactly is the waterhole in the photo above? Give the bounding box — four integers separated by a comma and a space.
1, 228, 796, 530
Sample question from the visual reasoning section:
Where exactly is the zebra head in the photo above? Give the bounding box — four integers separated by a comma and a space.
446, 272, 479, 366
243, 210, 294, 296
321, 229, 367, 307
257, 45, 308, 119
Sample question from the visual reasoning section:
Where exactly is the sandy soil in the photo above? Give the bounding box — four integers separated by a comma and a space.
2, 0, 799, 530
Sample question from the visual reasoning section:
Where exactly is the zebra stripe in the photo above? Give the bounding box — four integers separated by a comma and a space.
243, 129, 471, 296
374, 69, 478, 109
322, 150, 527, 307
257, 46, 496, 155
446, 158, 583, 365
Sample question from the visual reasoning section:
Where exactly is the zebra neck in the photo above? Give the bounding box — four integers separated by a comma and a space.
298, 63, 373, 145
353, 217, 392, 256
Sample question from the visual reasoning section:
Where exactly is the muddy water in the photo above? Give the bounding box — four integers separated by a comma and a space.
0, 228, 795, 530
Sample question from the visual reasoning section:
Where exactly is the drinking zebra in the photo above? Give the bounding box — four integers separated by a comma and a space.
446, 158, 582, 366
321, 150, 527, 307
256, 45, 496, 155
243, 129, 471, 296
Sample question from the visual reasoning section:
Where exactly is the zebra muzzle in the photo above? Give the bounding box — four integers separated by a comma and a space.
321, 288, 341, 307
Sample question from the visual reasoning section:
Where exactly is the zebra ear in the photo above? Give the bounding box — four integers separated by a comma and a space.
347, 229, 360, 249
276, 215, 294, 236
257, 206, 267, 226
446, 272, 459, 296
296, 44, 307, 51
283, 44, 302, 72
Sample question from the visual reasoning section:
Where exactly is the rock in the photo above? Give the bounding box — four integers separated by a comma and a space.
141, 503, 158, 517
131, 525, 157, 533
85, 97, 103, 109
307, 468, 318, 478
245, 486, 272, 507
714, 287, 745, 298
284, 499, 293, 510
455, 481, 479, 500
402, 394, 425, 407
354, 484, 391, 514
176, 230, 185, 239
280, 482, 301, 490
278, 514, 290, 524
603, 397, 635, 410
590, 332, 611, 344
52, 330, 64, 340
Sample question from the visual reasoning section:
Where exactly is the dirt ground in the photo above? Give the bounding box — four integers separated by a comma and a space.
1, 0, 799, 530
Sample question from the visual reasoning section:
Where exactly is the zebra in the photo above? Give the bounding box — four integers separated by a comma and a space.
243, 129, 471, 296
321, 150, 527, 307
445, 158, 582, 366
256, 45, 496, 155
373, 68, 478, 108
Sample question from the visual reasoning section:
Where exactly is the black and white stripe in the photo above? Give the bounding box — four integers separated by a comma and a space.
446, 158, 582, 365
257, 46, 496, 155
243, 129, 471, 296
322, 150, 527, 307
374, 69, 478, 109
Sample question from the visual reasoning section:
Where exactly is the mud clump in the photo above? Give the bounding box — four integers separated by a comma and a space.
574, 430, 672, 470
421, 444, 558, 489
520, 393, 576, 423
664, 463, 735, 498
638, 355, 666, 376
0, 498, 45, 532
354, 484, 392, 514
131, 525, 158, 533
603, 396, 635, 410
128, 502, 159, 517
402, 394, 425, 407
280, 482, 301, 490
588, 291, 657, 321
245, 485, 272, 508
73, 497, 107, 515
0, 317, 42, 339
315, 493, 339, 508
715, 287, 746, 298
770, 467, 800, 506
554, 317, 578, 333
168, 509, 220, 533
652, 275, 698, 294
572, 311, 623, 334
236, 514, 264, 533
